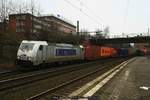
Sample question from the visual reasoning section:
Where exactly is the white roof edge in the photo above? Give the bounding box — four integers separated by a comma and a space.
22, 40, 48, 45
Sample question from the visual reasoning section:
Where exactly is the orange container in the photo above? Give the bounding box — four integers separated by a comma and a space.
100, 47, 111, 57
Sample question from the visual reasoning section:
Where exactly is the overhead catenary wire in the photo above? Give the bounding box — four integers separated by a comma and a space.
77, 0, 106, 27
63, 0, 103, 27
122, 0, 130, 34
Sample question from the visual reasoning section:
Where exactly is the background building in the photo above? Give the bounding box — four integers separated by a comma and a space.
9, 13, 51, 39
38, 15, 76, 35
9, 13, 76, 40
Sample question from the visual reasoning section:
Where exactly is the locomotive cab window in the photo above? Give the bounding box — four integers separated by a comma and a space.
39, 45, 43, 51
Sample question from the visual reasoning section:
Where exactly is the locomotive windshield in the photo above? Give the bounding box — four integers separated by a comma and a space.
19, 43, 34, 51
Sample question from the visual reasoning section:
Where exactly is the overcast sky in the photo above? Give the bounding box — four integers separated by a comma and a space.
34, 0, 150, 35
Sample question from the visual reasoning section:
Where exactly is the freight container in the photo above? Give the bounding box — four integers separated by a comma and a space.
83, 44, 100, 60
83, 44, 113, 60
117, 48, 129, 57
100, 47, 111, 57
110, 48, 118, 57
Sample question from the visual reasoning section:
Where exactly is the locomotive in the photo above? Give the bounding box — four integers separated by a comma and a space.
16, 40, 83, 66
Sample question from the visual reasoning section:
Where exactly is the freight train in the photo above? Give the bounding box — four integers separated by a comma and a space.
16, 40, 142, 67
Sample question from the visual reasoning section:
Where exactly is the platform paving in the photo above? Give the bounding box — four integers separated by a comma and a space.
93, 56, 150, 100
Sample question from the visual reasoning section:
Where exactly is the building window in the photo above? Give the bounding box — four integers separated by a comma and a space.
16, 22, 25, 26
33, 29, 37, 33
34, 25, 42, 29
16, 28, 25, 32
16, 15, 26, 20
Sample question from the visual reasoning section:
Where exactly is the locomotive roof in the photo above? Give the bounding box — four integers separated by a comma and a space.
22, 40, 48, 45
21, 40, 78, 47
48, 42, 75, 47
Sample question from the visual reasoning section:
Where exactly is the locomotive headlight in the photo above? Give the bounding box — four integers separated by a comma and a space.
28, 56, 33, 60
17, 55, 23, 59
17, 56, 20, 59
79, 45, 83, 48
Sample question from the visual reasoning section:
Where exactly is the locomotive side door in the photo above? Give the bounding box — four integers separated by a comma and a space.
37, 45, 47, 65
42, 45, 47, 62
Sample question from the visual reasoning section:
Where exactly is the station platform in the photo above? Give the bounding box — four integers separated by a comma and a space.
93, 56, 150, 100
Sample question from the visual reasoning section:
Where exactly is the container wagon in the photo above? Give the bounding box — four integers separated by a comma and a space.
117, 48, 129, 57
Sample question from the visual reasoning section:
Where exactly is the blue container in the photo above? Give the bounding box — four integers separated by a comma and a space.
117, 48, 128, 57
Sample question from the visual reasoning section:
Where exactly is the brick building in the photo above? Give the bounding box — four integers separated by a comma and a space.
38, 15, 76, 34
9, 13, 50, 38
9, 13, 76, 39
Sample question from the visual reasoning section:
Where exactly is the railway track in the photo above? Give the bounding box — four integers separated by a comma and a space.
26, 59, 130, 100
0, 58, 129, 100
0, 61, 90, 81
0, 69, 22, 80
0, 58, 121, 91
0, 58, 117, 81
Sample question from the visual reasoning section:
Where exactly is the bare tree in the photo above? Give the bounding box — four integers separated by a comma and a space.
0, 0, 42, 21
0, 0, 11, 31
0, 0, 24, 32
0, 0, 18, 22
29, 0, 42, 16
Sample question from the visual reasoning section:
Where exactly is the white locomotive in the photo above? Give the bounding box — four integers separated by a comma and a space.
16, 40, 83, 66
